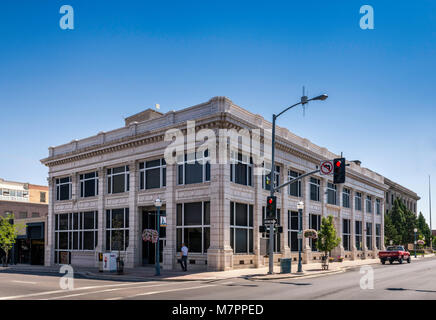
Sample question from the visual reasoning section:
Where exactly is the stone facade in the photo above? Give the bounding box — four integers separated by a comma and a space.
384, 178, 420, 215
41, 96, 390, 271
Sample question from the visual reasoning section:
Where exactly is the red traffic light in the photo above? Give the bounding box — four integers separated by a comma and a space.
268, 198, 273, 204
335, 160, 341, 167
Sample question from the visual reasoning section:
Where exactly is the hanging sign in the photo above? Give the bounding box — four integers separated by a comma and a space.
160, 216, 167, 227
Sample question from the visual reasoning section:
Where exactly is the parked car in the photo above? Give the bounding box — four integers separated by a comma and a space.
378, 245, 411, 265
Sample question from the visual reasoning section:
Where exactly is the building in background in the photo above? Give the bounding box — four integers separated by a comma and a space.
384, 178, 420, 215
0, 178, 48, 265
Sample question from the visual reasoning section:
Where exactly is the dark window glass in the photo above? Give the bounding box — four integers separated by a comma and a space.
146, 159, 161, 168
204, 227, 210, 253
235, 203, 248, 226
249, 205, 253, 227
177, 204, 182, 226
185, 162, 203, 184
184, 228, 202, 253
146, 168, 160, 189
84, 179, 95, 197
204, 202, 210, 225
83, 212, 95, 229
235, 229, 248, 253
184, 202, 202, 225
112, 209, 125, 228
140, 171, 145, 189
162, 167, 166, 187
59, 214, 68, 230
178, 165, 184, 184
112, 174, 125, 193
83, 231, 94, 250
59, 232, 68, 249
59, 184, 70, 200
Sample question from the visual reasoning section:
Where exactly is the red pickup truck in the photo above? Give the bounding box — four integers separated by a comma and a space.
378, 245, 411, 264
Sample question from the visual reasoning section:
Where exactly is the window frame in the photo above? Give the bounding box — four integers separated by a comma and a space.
342, 188, 351, 208
230, 152, 253, 187
327, 182, 337, 205
310, 178, 320, 202
230, 202, 254, 254
107, 166, 130, 194
355, 192, 362, 211
106, 208, 129, 251
139, 158, 167, 190
56, 177, 72, 201
178, 151, 211, 185
79, 171, 99, 198
288, 170, 302, 198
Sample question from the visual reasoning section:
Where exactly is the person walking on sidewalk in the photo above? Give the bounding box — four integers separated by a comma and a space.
180, 243, 188, 271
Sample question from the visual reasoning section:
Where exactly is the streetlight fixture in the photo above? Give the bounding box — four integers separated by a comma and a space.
297, 201, 304, 273
155, 197, 162, 276
268, 92, 328, 274
414, 228, 418, 259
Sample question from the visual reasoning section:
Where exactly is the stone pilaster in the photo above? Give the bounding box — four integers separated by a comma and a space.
302, 174, 312, 263
207, 161, 233, 271
126, 161, 139, 267
281, 166, 290, 258
163, 164, 176, 270
45, 176, 55, 266
362, 192, 368, 258
381, 200, 386, 250
350, 188, 357, 260
253, 164, 264, 267
96, 167, 105, 260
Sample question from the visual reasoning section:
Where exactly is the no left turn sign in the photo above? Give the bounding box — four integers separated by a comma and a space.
320, 160, 333, 175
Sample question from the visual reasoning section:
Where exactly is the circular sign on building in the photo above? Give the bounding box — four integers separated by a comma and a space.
320, 160, 333, 175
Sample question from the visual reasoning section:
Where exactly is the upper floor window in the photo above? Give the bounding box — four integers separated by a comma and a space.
386, 192, 389, 204
355, 192, 362, 211
80, 172, 99, 198
107, 166, 130, 194
327, 183, 337, 205
262, 162, 280, 190
342, 188, 350, 208
230, 152, 252, 187
366, 195, 372, 213
56, 177, 72, 201
288, 170, 302, 198
140, 158, 166, 190
40, 192, 46, 203
376, 199, 381, 215
178, 151, 210, 185
310, 178, 320, 202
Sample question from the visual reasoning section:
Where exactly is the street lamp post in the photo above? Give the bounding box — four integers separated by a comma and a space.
268, 93, 328, 274
414, 228, 418, 259
297, 201, 304, 273
155, 197, 162, 276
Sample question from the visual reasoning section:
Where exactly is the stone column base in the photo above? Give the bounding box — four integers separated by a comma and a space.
282, 247, 291, 259
207, 247, 233, 271
302, 246, 312, 264
351, 247, 357, 260
163, 247, 175, 270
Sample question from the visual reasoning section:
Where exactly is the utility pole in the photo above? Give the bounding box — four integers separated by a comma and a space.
430, 175, 432, 250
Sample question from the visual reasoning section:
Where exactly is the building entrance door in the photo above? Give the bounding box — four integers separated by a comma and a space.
142, 209, 166, 266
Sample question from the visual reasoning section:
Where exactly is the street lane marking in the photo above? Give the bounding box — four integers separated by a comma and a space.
45, 283, 178, 300
0, 281, 165, 300
109, 284, 217, 300
12, 280, 37, 285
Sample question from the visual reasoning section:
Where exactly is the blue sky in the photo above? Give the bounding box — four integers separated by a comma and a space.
0, 1, 435, 224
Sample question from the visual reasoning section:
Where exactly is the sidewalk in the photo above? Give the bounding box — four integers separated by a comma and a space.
1, 254, 434, 282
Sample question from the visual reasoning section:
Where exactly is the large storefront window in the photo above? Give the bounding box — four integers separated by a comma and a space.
343, 219, 351, 251
54, 211, 98, 263
288, 170, 302, 197
80, 172, 99, 198
106, 208, 129, 251
230, 152, 252, 187
309, 214, 321, 251
107, 166, 130, 194
288, 211, 300, 252
327, 183, 337, 205
366, 222, 373, 250
56, 177, 71, 201
310, 178, 320, 202
355, 220, 362, 250
262, 207, 281, 253
230, 202, 253, 254
376, 224, 381, 249
178, 151, 210, 185
139, 158, 166, 190
176, 202, 210, 253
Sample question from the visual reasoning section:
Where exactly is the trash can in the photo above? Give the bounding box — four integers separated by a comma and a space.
280, 258, 292, 274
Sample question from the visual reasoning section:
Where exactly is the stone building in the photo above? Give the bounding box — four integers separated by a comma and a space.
384, 178, 420, 215
41, 97, 388, 271
0, 178, 48, 265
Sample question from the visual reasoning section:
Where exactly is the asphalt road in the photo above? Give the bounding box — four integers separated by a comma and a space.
0, 257, 435, 300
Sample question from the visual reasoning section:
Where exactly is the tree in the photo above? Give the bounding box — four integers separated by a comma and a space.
0, 214, 24, 266
416, 212, 431, 246
384, 212, 400, 245
316, 215, 341, 260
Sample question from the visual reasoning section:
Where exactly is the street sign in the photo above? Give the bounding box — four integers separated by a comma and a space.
297, 231, 303, 239
320, 160, 334, 175
264, 219, 276, 224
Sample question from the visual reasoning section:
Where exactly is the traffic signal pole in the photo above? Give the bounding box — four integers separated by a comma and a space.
267, 93, 328, 274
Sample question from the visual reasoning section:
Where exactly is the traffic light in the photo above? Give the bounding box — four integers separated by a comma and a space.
333, 158, 346, 184
266, 196, 277, 219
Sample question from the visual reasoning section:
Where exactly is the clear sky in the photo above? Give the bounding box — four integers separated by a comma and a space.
1, 1, 435, 225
